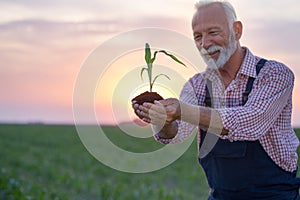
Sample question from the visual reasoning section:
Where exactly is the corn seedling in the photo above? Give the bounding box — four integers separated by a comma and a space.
141, 43, 186, 92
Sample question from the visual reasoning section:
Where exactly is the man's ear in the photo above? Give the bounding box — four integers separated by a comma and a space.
233, 21, 243, 40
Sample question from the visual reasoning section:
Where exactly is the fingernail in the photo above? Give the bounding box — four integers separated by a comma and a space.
143, 102, 150, 107
139, 105, 145, 109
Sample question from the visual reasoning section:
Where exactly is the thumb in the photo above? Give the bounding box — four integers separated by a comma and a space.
153, 100, 163, 105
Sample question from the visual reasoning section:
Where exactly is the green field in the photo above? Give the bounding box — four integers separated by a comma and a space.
0, 124, 299, 200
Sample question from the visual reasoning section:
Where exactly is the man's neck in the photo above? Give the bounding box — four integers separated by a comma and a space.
218, 46, 246, 88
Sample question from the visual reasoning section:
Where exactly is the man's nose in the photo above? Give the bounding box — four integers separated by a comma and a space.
201, 35, 212, 50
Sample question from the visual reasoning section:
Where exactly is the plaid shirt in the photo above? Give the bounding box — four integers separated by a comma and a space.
155, 47, 299, 172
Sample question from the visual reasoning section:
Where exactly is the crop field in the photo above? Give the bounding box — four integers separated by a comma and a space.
0, 124, 299, 200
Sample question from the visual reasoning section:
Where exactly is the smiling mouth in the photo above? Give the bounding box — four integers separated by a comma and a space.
208, 50, 220, 57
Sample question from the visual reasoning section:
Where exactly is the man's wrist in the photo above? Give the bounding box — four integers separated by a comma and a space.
179, 102, 201, 125
156, 121, 178, 139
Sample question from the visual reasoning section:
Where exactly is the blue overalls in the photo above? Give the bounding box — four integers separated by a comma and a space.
200, 59, 300, 200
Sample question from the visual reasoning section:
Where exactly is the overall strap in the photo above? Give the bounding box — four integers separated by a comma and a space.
201, 80, 213, 146
242, 58, 267, 105
204, 79, 213, 108
201, 59, 267, 146
204, 58, 267, 107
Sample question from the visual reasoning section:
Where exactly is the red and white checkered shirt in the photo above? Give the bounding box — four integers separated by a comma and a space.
155, 47, 299, 172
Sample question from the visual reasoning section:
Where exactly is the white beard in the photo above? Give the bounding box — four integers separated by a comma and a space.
200, 33, 237, 69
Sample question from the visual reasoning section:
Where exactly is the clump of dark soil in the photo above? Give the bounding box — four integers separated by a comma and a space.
132, 91, 163, 105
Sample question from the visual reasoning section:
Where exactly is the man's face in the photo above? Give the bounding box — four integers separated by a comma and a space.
192, 3, 237, 68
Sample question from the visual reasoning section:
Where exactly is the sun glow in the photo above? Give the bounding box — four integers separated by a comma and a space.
93, 46, 200, 125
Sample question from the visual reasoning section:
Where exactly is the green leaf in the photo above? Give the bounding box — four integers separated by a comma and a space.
145, 43, 151, 64
152, 73, 171, 86
143, 43, 187, 92
140, 67, 148, 81
151, 51, 159, 64
157, 50, 186, 67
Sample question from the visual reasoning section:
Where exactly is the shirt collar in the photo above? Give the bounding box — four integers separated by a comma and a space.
238, 47, 257, 78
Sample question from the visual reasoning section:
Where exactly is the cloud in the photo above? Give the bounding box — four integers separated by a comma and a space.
240, 19, 300, 75
0, 19, 119, 46
1, 0, 300, 124
0, 0, 195, 24
0, 0, 118, 23
0, 16, 190, 124
243, 19, 300, 52
0, 15, 190, 55
231, 0, 300, 22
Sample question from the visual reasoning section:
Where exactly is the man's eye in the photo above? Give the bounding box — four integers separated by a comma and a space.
194, 35, 202, 41
209, 31, 218, 35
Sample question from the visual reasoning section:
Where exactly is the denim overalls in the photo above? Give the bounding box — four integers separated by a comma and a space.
200, 59, 300, 200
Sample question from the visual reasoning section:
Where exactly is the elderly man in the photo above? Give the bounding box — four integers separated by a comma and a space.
132, 1, 300, 199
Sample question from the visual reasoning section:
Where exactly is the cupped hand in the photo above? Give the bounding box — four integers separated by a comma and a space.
132, 98, 181, 125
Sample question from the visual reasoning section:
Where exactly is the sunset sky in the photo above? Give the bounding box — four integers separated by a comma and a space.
1, 0, 300, 126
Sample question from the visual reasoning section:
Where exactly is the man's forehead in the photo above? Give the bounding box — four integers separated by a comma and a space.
192, 3, 228, 28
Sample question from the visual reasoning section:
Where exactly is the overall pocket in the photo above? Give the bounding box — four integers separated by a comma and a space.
212, 139, 247, 158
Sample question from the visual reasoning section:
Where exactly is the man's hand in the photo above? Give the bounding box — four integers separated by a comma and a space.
132, 98, 179, 139
132, 98, 181, 126
132, 100, 144, 120
132, 98, 227, 137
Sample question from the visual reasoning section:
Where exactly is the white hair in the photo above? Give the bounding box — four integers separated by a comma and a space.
194, 0, 237, 28
195, 1, 239, 68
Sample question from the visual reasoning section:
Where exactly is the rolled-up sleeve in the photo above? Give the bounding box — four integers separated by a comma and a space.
154, 75, 204, 144
218, 63, 294, 141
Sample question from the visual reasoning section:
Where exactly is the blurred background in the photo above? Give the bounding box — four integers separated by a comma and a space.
1, 0, 300, 126
1, 1, 300, 199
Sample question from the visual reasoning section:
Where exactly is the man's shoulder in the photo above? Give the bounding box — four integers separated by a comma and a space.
188, 72, 209, 86
190, 72, 204, 81
243, 48, 293, 77
182, 72, 206, 92
260, 59, 294, 77
257, 59, 295, 83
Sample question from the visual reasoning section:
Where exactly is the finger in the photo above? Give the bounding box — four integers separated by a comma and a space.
142, 102, 166, 115
158, 98, 178, 106
133, 110, 143, 120
140, 103, 167, 125
143, 102, 166, 115
148, 108, 167, 123
131, 100, 137, 106
142, 102, 154, 109
138, 105, 149, 114
153, 100, 163, 105
138, 103, 159, 115
143, 102, 165, 109
138, 110, 155, 123
142, 117, 151, 124
133, 103, 139, 109
132, 103, 143, 119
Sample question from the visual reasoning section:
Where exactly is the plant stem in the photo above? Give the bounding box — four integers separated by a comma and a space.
148, 63, 153, 92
